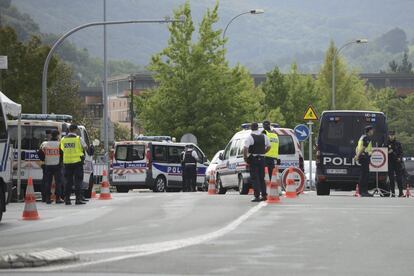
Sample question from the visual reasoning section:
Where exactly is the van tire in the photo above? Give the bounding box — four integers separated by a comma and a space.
154, 176, 166, 193
316, 182, 330, 196
11, 185, 24, 202
216, 175, 226, 194
238, 174, 248, 195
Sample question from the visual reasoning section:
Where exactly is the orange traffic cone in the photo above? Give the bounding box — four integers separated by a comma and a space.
285, 167, 297, 198
208, 171, 217, 195
405, 183, 411, 198
354, 184, 361, 197
99, 170, 112, 200
22, 177, 40, 220
267, 166, 281, 204
50, 177, 56, 202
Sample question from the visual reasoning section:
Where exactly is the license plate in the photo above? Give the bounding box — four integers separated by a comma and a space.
114, 175, 127, 180
326, 169, 347, 174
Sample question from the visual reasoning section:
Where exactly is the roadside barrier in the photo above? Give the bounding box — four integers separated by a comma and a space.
281, 167, 305, 195
208, 171, 217, 195
22, 177, 40, 220
99, 170, 112, 200
285, 167, 297, 198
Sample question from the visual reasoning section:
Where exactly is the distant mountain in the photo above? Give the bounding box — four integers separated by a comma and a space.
11, 0, 414, 73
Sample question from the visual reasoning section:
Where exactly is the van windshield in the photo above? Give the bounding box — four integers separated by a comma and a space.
9, 125, 59, 150
115, 145, 145, 161
279, 135, 295, 155
319, 113, 387, 155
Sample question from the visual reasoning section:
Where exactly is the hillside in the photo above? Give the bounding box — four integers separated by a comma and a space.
10, 0, 414, 73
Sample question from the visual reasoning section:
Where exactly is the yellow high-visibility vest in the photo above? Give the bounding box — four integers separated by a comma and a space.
356, 135, 372, 156
264, 130, 279, 159
60, 135, 84, 164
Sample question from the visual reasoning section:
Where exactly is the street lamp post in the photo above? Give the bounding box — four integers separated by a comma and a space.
129, 75, 134, 141
331, 39, 368, 109
222, 9, 264, 40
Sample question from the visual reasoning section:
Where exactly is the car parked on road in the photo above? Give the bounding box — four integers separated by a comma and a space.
215, 123, 304, 194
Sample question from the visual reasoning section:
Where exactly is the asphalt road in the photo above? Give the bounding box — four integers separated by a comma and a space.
1, 190, 414, 275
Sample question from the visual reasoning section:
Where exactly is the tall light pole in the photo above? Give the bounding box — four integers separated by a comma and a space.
331, 39, 368, 109
222, 9, 264, 40
129, 75, 134, 141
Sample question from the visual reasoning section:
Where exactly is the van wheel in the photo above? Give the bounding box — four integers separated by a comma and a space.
11, 185, 24, 202
116, 186, 130, 193
216, 175, 226, 195
238, 174, 248, 195
316, 181, 330, 196
154, 176, 166, 192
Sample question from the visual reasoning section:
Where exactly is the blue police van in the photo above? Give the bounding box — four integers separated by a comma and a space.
316, 111, 388, 195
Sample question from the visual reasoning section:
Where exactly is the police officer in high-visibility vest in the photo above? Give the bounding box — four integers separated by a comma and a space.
262, 120, 279, 181
60, 124, 87, 205
39, 130, 63, 204
355, 125, 374, 197
387, 130, 404, 197
181, 145, 199, 192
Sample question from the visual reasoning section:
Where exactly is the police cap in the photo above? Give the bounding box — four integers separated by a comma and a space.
365, 125, 374, 133
69, 124, 78, 132
251, 122, 259, 131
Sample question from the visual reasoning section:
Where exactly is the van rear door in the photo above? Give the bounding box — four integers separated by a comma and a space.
113, 143, 147, 184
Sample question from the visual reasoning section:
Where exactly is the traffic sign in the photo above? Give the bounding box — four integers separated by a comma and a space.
369, 147, 388, 172
303, 105, 318, 121
294, 124, 310, 142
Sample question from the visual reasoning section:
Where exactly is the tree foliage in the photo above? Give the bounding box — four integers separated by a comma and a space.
139, 2, 257, 157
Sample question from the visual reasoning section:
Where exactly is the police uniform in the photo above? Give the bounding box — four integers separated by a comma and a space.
244, 128, 270, 201
60, 129, 85, 205
387, 131, 404, 197
181, 147, 198, 192
263, 129, 279, 181
40, 134, 63, 204
355, 127, 373, 197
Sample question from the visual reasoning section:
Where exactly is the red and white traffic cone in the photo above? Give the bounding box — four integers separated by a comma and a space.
354, 184, 361, 197
267, 167, 281, 204
99, 170, 112, 200
285, 167, 297, 199
22, 177, 40, 220
405, 183, 411, 198
208, 171, 217, 195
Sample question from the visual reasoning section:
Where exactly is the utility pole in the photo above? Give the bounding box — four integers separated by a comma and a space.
129, 75, 134, 140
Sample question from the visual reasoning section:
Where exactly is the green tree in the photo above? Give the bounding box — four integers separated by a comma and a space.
139, 2, 256, 157
114, 123, 130, 141
316, 42, 373, 111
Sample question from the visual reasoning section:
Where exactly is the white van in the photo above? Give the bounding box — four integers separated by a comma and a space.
110, 140, 209, 192
215, 123, 304, 194
8, 114, 95, 200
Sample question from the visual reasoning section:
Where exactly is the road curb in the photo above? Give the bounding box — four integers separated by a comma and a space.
0, 248, 79, 269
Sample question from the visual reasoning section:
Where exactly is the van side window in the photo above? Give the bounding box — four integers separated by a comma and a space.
168, 146, 184, 163
131, 145, 145, 160
237, 139, 245, 157
230, 139, 239, 157
223, 142, 231, 160
115, 146, 128, 161
115, 145, 145, 161
153, 145, 168, 163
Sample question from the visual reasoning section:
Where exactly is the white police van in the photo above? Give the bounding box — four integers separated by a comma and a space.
111, 140, 209, 192
215, 123, 304, 194
0, 92, 20, 222
8, 114, 95, 200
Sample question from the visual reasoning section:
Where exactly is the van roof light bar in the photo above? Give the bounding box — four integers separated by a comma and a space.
241, 122, 279, 130
21, 113, 73, 122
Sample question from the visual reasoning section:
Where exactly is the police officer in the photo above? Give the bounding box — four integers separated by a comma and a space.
387, 130, 404, 197
60, 124, 87, 205
243, 122, 271, 202
39, 130, 63, 204
181, 145, 198, 192
355, 125, 374, 197
39, 129, 52, 202
262, 120, 279, 181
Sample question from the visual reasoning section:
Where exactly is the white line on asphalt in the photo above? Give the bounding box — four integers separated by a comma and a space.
9, 201, 267, 272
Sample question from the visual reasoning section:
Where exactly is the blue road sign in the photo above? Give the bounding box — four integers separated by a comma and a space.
294, 124, 310, 142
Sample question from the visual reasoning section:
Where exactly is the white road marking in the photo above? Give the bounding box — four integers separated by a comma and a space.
6, 201, 267, 272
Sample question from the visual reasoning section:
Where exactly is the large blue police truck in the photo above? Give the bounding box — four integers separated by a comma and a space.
316, 110, 388, 195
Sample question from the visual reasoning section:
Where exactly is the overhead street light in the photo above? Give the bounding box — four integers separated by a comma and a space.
222, 9, 264, 40
331, 38, 368, 109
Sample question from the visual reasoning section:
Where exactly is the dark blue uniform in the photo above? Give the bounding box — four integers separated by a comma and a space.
388, 139, 404, 196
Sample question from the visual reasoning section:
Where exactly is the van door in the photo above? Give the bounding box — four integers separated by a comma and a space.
79, 127, 93, 188
193, 146, 208, 185
165, 146, 185, 187
218, 141, 232, 186
113, 144, 147, 184
226, 139, 240, 188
